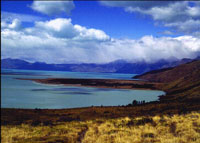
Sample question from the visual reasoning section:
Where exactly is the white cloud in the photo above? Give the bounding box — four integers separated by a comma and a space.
164, 19, 200, 34
100, 1, 173, 10
2, 2, 200, 64
1, 11, 43, 22
1, 19, 21, 30
99, 36, 200, 63
175, 36, 200, 51
31, 1, 75, 15
160, 30, 174, 35
74, 25, 110, 41
8, 19, 21, 30
100, 1, 200, 36
1, 18, 110, 63
35, 18, 78, 38
30, 18, 110, 41
1, 18, 200, 64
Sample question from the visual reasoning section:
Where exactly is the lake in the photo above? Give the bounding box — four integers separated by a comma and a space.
1, 69, 165, 109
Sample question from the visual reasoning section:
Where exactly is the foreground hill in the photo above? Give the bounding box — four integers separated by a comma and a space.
2, 112, 200, 143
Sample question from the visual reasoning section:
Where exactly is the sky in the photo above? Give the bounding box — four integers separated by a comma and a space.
1, 0, 200, 64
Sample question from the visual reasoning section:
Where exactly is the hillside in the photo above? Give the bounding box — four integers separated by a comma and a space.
2, 112, 200, 143
134, 60, 200, 103
134, 60, 200, 83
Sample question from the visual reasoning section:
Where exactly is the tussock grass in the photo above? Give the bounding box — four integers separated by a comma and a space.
1, 121, 91, 143
1, 112, 200, 143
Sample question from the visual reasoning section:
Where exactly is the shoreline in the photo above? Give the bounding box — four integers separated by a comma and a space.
16, 77, 163, 91
3, 59, 200, 126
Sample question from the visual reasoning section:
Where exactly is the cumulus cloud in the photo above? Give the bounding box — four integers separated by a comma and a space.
100, 1, 200, 36
1, 17, 200, 64
73, 25, 110, 41
23, 18, 110, 41
35, 18, 78, 38
31, 1, 75, 15
1, 18, 111, 63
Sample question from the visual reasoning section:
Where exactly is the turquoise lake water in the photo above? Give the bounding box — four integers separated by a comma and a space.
1, 69, 165, 109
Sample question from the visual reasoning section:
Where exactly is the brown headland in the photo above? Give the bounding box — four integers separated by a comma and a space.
16, 77, 161, 90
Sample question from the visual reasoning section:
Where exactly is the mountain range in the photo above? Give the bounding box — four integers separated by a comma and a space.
1, 57, 199, 74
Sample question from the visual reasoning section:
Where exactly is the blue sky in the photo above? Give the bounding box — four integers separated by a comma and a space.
1, 1, 200, 63
2, 0, 169, 39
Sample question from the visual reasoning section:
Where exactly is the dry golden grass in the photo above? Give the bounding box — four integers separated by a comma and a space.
83, 112, 200, 143
1, 112, 200, 143
1, 121, 90, 143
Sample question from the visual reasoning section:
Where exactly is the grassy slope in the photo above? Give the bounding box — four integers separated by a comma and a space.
134, 60, 200, 83
2, 112, 200, 143
135, 60, 200, 103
